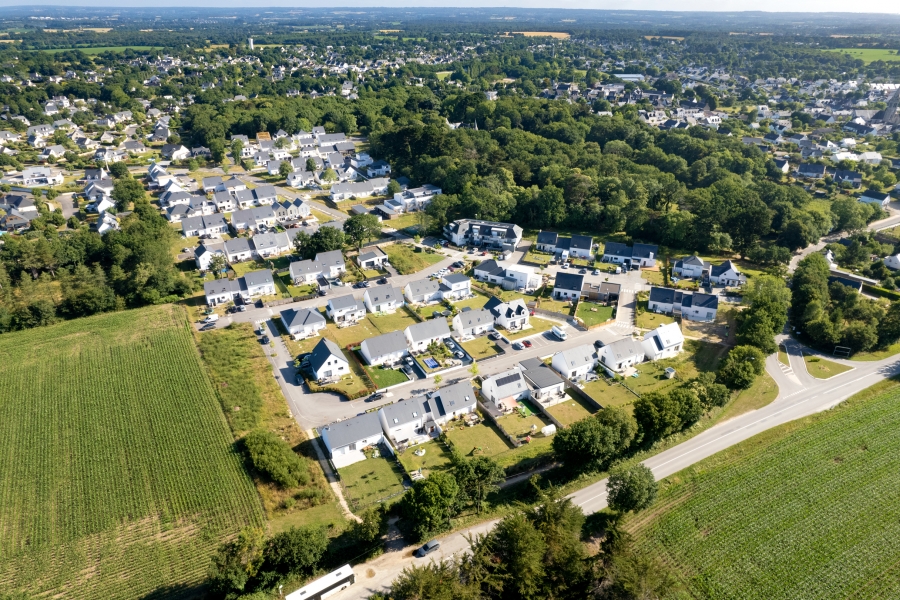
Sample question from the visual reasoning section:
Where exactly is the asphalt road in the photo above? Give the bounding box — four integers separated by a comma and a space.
331, 338, 900, 599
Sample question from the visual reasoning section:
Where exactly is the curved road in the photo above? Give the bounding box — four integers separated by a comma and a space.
332, 337, 900, 599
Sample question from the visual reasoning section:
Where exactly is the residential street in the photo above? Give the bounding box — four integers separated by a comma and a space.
332, 339, 900, 600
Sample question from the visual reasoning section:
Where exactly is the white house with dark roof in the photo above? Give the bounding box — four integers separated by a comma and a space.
641, 322, 684, 361
648, 287, 719, 322
598, 337, 646, 373
519, 358, 566, 403
485, 297, 530, 332
443, 218, 523, 250
859, 189, 891, 207
203, 270, 273, 306
601, 242, 658, 268
360, 330, 409, 366
357, 246, 389, 270
281, 307, 327, 340
709, 261, 746, 287
551, 344, 598, 381
673, 257, 746, 287
404, 278, 442, 305
473, 259, 506, 284
182, 214, 228, 238
553, 272, 584, 300
452, 308, 495, 338
251, 231, 291, 258
194, 241, 225, 271
224, 238, 253, 263
330, 177, 389, 202
378, 381, 477, 444
405, 319, 451, 353
320, 412, 385, 467
439, 273, 471, 301
326, 295, 366, 325
231, 206, 276, 232
481, 367, 530, 404
364, 286, 403, 314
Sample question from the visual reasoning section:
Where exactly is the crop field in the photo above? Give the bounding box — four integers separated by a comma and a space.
824, 47, 900, 64
42, 45, 157, 54
629, 379, 900, 600
0, 305, 264, 599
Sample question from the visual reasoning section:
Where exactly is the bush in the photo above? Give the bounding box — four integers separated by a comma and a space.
717, 345, 766, 389
607, 463, 658, 513
243, 430, 309, 489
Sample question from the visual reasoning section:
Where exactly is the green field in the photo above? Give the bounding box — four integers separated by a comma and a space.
824, 47, 900, 64
382, 243, 444, 275
630, 379, 900, 600
803, 354, 853, 379
42, 45, 158, 54
0, 305, 264, 598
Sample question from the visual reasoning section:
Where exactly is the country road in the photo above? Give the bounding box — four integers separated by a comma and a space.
331, 337, 900, 599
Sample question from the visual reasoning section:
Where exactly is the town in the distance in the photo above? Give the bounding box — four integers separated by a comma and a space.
1, 6, 900, 600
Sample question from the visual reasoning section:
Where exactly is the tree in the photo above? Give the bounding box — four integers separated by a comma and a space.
243, 430, 309, 489
633, 391, 683, 442
209, 254, 227, 278
350, 505, 387, 545
606, 464, 658, 513
259, 526, 327, 582
451, 453, 504, 514
308, 226, 346, 257
718, 345, 766, 389
231, 139, 243, 161
278, 160, 293, 179
207, 527, 266, 596
108, 161, 129, 179
292, 230, 311, 258
112, 176, 146, 210
402, 471, 459, 540
305, 157, 317, 172
552, 407, 637, 472
387, 179, 402, 195
321, 167, 338, 182
491, 513, 546, 600
343, 213, 381, 250
59, 264, 116, 318
384, 560, 478, 600
689, 372, 730, 409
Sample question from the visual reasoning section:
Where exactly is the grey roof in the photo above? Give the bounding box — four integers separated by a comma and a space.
443, 273, 470, 285
290, 259, 322, 279
649, 286, 676, 304
632, 243, 658, 260
406, 319, 451, 343
556, 344, 597, 369
433, 381, 476, 415
691, 293, 719, 310
709, 260, 739, 277
243, 269, 274, 288
358, 246, 387, 262
536, 231, 559, 245
382, 396, 429, 427
254, 184, 277, 199
474, 259, 505, 277
603, 242, 632, 258
603, 337, 644, 361
455, 308, 494, 329
406, 278, 440, 297
202, 175, 223, 188
521, 362, 565, 389
328, 294, 363, 312
282, 307, 326, 331
204, 277, 244, 297
320, 412, 383, 449
679, 255, 708, 268
486, 369, 527, 398
224, 237, 252, 255
570, 235, 593, 251
315, 249, 345, 267
361, 330, 408, 360
366, 286, 402, 305
554, 272, 584, 292
252, 231, 288, 252
308, 337, 344, 372
486, 297, 528, 319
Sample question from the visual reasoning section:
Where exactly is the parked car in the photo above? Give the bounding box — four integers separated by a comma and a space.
260, 335, 270, 344
455, 351, 464, 359
362, 280, 371, 287
561, 262, 569, 269
592, 269, 600, 275
488, 331, 500, 341
513, 342, 523, 350
378, 278, 388, 284
415, 540, 441, 558
579, 268, 587, 274
366, 391, 384, 403
593, 339, 605, 349
522, 340, 533, 348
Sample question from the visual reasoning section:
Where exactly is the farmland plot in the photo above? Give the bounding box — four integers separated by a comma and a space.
629, 380, 900, 600
0, 305, 264, 599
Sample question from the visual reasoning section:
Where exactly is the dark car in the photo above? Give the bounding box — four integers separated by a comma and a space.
366, 392, 384, 403
260, 335, 270, 344
579, 268, 587, 274
513, 342, 523, 350
318, 289, 327, 296
593, 339, 605, 349
378, 278, 388, 284
415, 540, 441, 558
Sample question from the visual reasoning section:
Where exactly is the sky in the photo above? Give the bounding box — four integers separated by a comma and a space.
3, 1, 899, 12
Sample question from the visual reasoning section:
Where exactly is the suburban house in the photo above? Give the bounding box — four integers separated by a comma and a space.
443, 219, 523, 250
231, 206, 277, 232
481, 367, 531, 404
326, 295, 367, 325
274, 198, 312, 222
673, 257, 746, 286
212, 191, 236, 212
307, 337, 349, 380
473, 259, 507, 284
22, 167, 64, 187
203, 269, 275, 306
534, 232, 594, 260
648, 287, 719, 322
281, 307, 327, 340
94, 212, 120, 235
601, 242, 659, 268
404, 319, 452, 353
364, 286, 403, 314
391, 184, 442, 212
378, 381, 477, 445
859, 189, 891, 207
834, 170, 863, 188
581, 281, 621, 304
329, 177, 389, 201
452, 308, 495, 338
316, 250, 347, 278
357, 246, 389, 270
885, 253, 900, 271
161, 144, 190, 161
439, 273, 471, 301
319, 412, 385, 467
360, 330, 409, 366
404, 279, 442, 305
519, 358, 566, 403
251, 231, 292, 258
553, 272, 585, 300
485, 296, 530, 332
641, 322, 685, 361
551, 344, 598, 381
182, 214, 228, 238
224, 238, 253, 263
598, 337, 646, 373
202, 176, 223, 192
503, 264, 541, 291
194, 241, 226, 271
797, 163, 829, 179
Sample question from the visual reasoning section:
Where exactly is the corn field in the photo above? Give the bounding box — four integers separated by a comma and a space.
0, 305, 264, 599
630, 383, 900, 600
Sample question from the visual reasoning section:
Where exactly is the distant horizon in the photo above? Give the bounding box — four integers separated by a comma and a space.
1, 2, 898, 14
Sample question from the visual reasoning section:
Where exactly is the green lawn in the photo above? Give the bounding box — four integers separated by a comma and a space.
803, 354, 853, 379
397, 441, 455, 477
0, 306, 264, 598
444, 421, 514, 458
523, 249, 552, 265
635, 299, 675, 329
630, 379, 900, 600
368, 309, 418, 334
436, 71, 453, 80
452, 290, 491, 311
338, 453, 406, 509
418, 303, 449, 319
576, 302, 615, 327
850, 342, 900, 361
473, 282, 535, 304
824, 47, 900, 64
363, 364, 409, 388
502, 316, 557, 340
778, 344, 790, 366
461, 336, 503, 360
546, 391, 598, 426
383, 243, 444, 275
536, 286, 575, 314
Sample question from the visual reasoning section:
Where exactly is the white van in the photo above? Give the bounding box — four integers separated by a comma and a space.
551, 325, 568, 341
614, 266, 622, 274
203, 313, 219, 324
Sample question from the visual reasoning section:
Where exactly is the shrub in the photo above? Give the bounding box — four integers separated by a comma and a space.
243, 430, 309, 489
